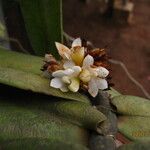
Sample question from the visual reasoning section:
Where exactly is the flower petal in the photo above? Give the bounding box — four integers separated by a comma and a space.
55, 42, 71, 59
79, 69, 91, 83
71, 47, 85, 66
64, 68, 74, 75
96, 78, 108, 90
88, 78, 99, 97
72, 66, 82, 77
72, 38, 82, 47
82, 55, 94, 68
52, 69, 74, 77
63, 60, 75, 69
96, 67, 109, 78
52, 70, 66, 77
62, 76, 71, 84
60, 86, 69, 92
89, 68, 98, 77
68, 77, 80, 92
50, 78, 63, 89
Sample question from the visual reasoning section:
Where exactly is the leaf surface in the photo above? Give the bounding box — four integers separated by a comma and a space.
118, 141, 150, 150
0, 67, 89, 103
0, 48, 90, 103
107, 88, 121, 99
118, 116, 150, 141
0, 138, 89, 150
111, 95, 150, 117
0, 99, 88, 147
19, 0, 63, 57
0, 47, 42, 75
46, 101, 106, 133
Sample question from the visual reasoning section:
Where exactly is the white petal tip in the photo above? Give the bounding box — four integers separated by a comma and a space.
55, 42, 61, 48
88, 79, 99, 97
72, 38, 82, 47
50, 78, 63, 89
88, 90, 98, 97
52, 70, 65, 78
83, 55, 94, 68
97, 67, 109, 78
97, 78, 108, 90
55, 42, 71, 59
63, 60, 75, 69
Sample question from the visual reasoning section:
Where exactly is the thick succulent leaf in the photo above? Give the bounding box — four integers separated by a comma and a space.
0, 47, 42, 75
0, 100, 88, 146
117, 141, 150, 150
0, 48, 90, 103
0, 85, 106, 134
111, 95, 150, 116
118, 116, 150, 141
0, 67, 89, 103
45, 101, 107, 133
19, 0, 63, 57
0, 138, 89, 150
107, 88, 121, 99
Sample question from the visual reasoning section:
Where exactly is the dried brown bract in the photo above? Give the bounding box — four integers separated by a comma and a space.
41, 54, 61, 73
87, 48, 109, 69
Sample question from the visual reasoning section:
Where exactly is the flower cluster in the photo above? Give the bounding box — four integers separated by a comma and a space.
42, 38, 110, 97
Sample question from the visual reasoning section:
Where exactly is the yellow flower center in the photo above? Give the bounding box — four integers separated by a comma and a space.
71, 47, 84, 66
68, 77, 80, 92
79, 69, 91, 83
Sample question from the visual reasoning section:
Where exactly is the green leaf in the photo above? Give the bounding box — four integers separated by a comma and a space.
0, 47, 42, 75
19, 0, 63, 57
0, 67, 89, 103
118, 116, 150, 141
0, 48, 90, 103
111, 95, 150, 117
46, 101, 107, 133
0, 22, 6, 38
107, 88, 121, 99
117, 141, 150, 150
0, 138, 89, 150
0, 85, 106, 134
0, 100, 88, 146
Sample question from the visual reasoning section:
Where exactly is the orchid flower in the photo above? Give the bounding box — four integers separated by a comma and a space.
55, 38, 85, 66
79, 55, 109, 97
50, 38, 84, 92
49, 38, 109, 97
50, 59, 82, 93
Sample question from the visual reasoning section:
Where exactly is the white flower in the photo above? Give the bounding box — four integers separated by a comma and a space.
50, 77, 68, 92
50, 60, 82, 93
55, 38, 85, 66
71, 38, 82, 47
80, 54, 109, 97
51, 38, 83, 92
50, 38, 109, 97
